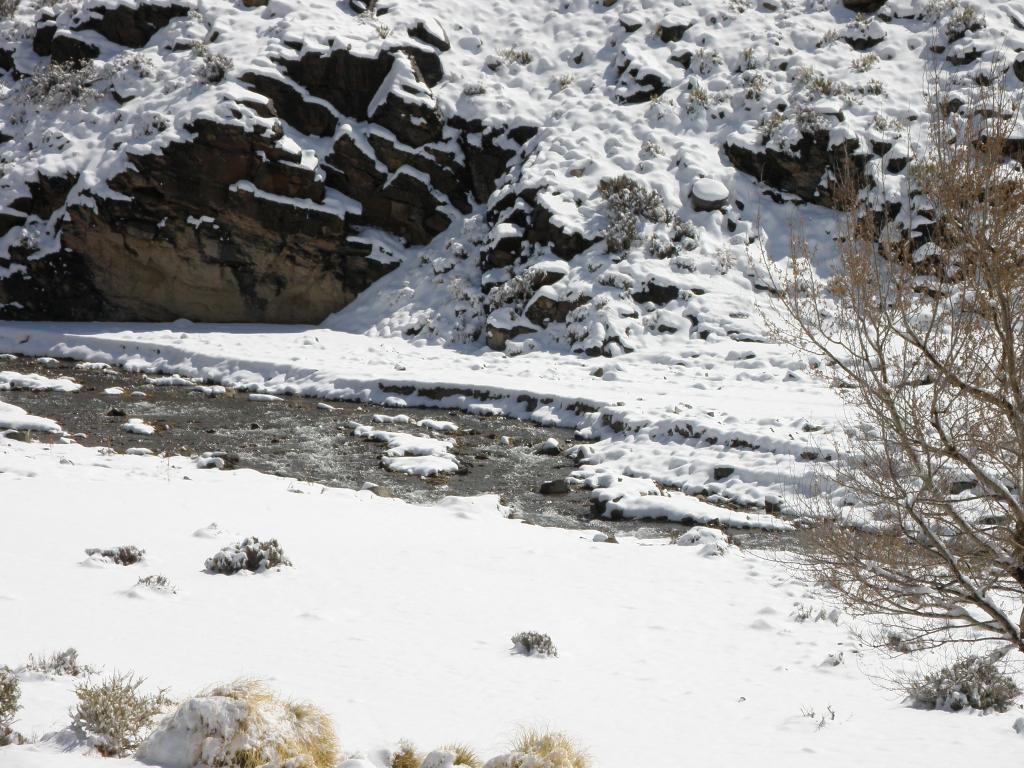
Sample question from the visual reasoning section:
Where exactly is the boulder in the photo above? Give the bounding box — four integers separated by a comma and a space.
690, 178, 729, 212
841, 0, 887, 11
50, 32, 100, 63
407, 18, 450, 52
657, 15, 694, 43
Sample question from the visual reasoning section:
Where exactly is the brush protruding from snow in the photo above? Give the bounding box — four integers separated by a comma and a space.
204, 537, 292, 574
136, 679, 339, 768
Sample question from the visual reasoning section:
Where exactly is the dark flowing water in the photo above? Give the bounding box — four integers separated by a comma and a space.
1, 353, 697, 538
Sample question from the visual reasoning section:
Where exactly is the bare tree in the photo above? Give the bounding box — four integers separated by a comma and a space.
768, 74, 1024, 654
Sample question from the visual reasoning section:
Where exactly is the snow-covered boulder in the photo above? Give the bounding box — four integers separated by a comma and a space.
689, 179, 730, 212
675, 526, 730, 556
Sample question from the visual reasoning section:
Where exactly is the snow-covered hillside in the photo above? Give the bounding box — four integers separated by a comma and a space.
0, 0, 1022, 351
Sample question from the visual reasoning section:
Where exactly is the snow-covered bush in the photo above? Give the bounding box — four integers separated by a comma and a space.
136, 575, 176, 594
72, 673, 172, 756
21, 61, 101, 108
906, 656, 1020, 712
484, 729, 590, 768
675, 526, 730, 557
204, 537, 291, 574
136, 679, 338, 768
0, 666, 20, 745
191, 43, 233, 84
511, 632, 558, 658
498, 47, 533, 66
85, 545, 145, 565
597, 175, 670, 254
26, 647, 94, 677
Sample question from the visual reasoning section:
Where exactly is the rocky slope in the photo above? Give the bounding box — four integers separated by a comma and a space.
0, 0, 1021, 344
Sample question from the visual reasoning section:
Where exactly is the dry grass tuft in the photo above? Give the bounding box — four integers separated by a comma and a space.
440, 742, 483, 767
509, 728, 590, 768
392, 739, 422, 768
202, 679, 339, 768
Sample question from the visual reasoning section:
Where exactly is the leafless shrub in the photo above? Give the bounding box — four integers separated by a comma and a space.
21, 60, 101, 107
498, 47, 533, 66
0, 667, 19, 745
26, 647, 95, 677
768, 76, 1024, 654
0, 0, 18, 19
136, 574, 176, 593
511, 631, 558, 657
72, 673, 171, 756
85, 545, 145, 565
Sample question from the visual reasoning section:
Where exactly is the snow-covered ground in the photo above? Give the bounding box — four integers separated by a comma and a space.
2, 436, 1023, 768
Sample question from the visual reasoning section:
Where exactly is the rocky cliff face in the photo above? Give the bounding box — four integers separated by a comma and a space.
0, 0, 1020, 349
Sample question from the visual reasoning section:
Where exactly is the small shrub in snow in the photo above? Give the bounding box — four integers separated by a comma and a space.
675, 526, 729, 556
498, 47, 533, 66
438, 743, 482, 767
136, 574, 176, 594
191, 43, 233, 83
0, 666, 19, 745
392, 740, 422, 768
85, 545, 145, 565
906, 655, 1020, 712
484, 729, 589, 768
205, 537, 291, 574
137, 680, 338, 768
511, 631, 558, 658
598, 175, 672, 253
21, 60, 101, 108
852, 53, 879, 73
72, 672, 172, 756
26, 647, 94, 677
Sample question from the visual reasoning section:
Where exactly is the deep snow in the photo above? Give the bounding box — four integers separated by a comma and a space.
2, 437, 1023, 768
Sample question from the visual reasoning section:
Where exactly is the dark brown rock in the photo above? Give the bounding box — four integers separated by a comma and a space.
240, 72, 338, 137
657, 18, 694, 43
282, 47, 394, 120
631, 281, 681, 305
485, 320, 537, 350
407, 19, 450, 52
841, 0, 887, 11
724, 130, 862, 208
528, 200, 595, 259
396, 44, 444, 88
1, 119, 394, 323
33, 18, 57, 56
525, 293, 584, 326
324, 134, 451, 245
49, 33, 100, 64
75, 2, 189, 48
